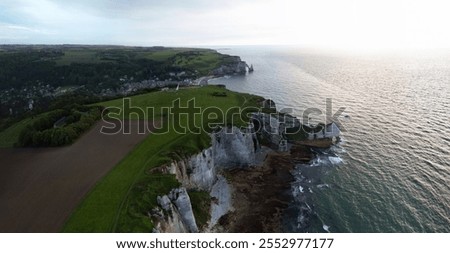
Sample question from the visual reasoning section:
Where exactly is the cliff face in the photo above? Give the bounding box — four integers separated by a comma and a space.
252, 112, 284, 146
150, 109, 321, 233
165, 148, 217, 191
209, 175, 233, 228
212, 126, 258, 168
152, 126, 259, 232
211, 56, 247, 76
153, 188, 198, 233
188, 148, 216, 190
148, 97, 336, 233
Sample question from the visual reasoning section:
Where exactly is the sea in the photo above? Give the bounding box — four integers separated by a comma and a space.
211, 46, 450, 232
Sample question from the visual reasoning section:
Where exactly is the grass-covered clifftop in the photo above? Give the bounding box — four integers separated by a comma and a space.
62, 86, 264, 232
0, 84, 314, 232
0, 45, 237, 91
0, 45, 245, 125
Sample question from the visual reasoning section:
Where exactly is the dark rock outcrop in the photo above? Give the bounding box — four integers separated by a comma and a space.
220, 153, 295, 232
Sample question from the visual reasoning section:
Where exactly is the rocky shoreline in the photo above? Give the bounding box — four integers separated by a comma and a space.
149, 100, 338, 233
221, 152, 297, 232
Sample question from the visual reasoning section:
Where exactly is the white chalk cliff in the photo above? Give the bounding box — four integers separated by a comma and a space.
152, 126, 259, 232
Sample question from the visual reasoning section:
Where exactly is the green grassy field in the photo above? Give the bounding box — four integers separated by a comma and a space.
54, 47, 220, 66
171, 50, 235, 75
0, 114, 48, 148
0, 118, 34, 148
55, 49, 102, 65
62, 86, 263, 232
53, 47, 235, 76
0, 85, 262, 231
140, 48, 198, 61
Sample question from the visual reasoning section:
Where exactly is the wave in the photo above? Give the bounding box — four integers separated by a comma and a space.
317, 184, 330, 189
328, 156, 343, 165
216, 47, 450, 232
287, 147, 344, 232
308, 154, 343, 167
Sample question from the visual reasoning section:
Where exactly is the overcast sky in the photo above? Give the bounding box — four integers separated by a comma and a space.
1, 0, 449, 49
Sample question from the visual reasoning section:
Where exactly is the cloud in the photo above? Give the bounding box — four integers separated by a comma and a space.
0, 22, 56, 42
0, 0, 450, 48
0, 0, 278, 45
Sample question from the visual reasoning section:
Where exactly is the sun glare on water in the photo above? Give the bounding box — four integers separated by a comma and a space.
227, 0, 450, 51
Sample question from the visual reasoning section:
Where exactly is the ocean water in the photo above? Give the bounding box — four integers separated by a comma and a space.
211, 46, 450, 232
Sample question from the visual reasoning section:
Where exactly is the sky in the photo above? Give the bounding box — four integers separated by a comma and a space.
1, 0, 450, 49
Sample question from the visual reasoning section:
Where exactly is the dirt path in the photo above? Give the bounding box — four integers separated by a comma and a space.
0, 120, 155, 232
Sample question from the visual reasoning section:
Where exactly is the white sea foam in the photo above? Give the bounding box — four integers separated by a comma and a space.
328, 156, 343, 165
317, 184, 330, 189
214, 47, 450, 233
310, 157, 322, 167
310, 155, 343, 167
305, 202, 312, 211
299, 186, 304, 193
331, 144, 346, 153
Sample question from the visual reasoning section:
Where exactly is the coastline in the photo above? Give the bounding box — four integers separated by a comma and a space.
144, 93, 339, 233
0, 46, 340, 233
